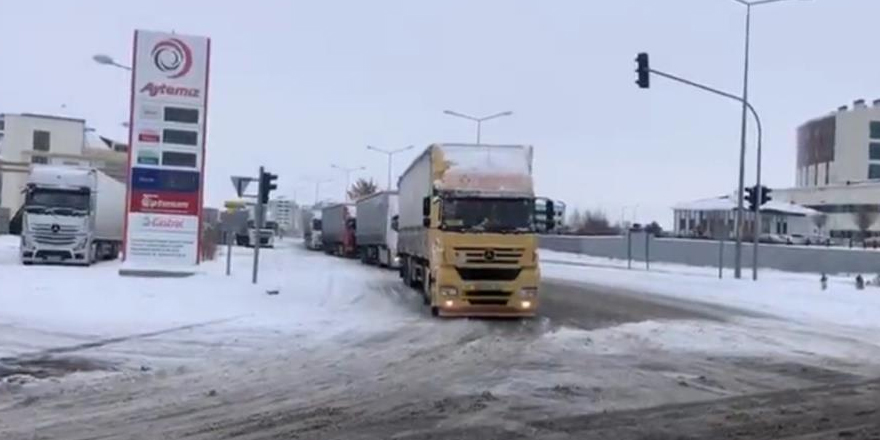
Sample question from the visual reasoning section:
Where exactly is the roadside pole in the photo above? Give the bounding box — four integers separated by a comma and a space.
225, 229, 233, 276
252, 166, 264, 284
627, 230, 633, 269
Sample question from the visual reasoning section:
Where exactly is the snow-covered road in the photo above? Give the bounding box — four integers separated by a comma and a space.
2, 236, 880, 439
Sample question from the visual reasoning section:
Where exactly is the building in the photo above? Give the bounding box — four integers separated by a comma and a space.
0, 113, 127, 211
673, 196, 819, 239
268, 197, 297, 234
674, 99, 880, 239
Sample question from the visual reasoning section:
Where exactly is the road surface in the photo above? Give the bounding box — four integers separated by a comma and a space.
2, 244, 879, 439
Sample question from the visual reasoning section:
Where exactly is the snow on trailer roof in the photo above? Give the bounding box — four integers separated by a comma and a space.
434, 143, 534, 196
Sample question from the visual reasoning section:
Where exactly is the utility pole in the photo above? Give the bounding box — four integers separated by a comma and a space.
635, 53, 764, 280
367, 145, 414, 190
443, 110, 513, 144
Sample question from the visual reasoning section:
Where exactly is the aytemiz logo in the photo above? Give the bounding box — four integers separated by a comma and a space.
142, 193, 190, 211
152, 38, 193, 79
139, 83, 200, 98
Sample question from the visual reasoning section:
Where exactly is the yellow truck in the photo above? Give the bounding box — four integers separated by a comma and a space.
395, 143, 553, 317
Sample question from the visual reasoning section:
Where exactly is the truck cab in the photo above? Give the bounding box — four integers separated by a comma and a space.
20, 166, 124, 265
396, 144, 552, 317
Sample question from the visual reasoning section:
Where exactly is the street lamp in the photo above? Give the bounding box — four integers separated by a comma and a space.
727, 0, 811, 279
92, 54, 132, 71
366, 145, 414, 190
331, 164, 365, 201
443, 110, 513, 144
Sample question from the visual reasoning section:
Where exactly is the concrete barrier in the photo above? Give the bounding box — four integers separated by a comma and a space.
539, 235, 880, 275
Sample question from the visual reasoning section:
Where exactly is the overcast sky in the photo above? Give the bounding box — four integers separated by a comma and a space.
1, 0, 876, 226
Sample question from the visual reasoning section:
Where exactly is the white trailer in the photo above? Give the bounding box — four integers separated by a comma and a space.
20, 166, 125, 265
301, 208, 323, 250
355, 191, 399, 267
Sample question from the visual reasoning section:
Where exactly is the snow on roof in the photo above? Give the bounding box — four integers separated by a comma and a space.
674, 196, 819, 217
673, 196, 737, 211
760, 200, 820, 216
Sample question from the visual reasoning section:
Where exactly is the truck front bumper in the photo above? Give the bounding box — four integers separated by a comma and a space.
434, 297, 538, 318
21, 247, 89, 264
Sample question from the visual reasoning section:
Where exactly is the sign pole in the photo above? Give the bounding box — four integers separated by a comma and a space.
225, 228, 233, 276
252, 166, 263, 284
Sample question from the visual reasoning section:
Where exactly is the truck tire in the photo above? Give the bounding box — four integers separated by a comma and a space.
421, 264, 431, 305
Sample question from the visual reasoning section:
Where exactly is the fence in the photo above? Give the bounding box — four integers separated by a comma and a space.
539, 235, 880, 275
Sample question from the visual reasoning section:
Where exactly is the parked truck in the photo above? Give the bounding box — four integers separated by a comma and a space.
20, 166, 125, 265
301, 208, 323, 250
239, 204, 275, 248
355, 191, 399, 268
322, 203, 356, 257
396, 143, 552, 317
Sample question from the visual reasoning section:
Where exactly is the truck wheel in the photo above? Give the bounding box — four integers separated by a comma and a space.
422, 266, 432, 305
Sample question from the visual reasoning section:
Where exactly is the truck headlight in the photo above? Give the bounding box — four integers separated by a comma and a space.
518, 288, 538, 298
74, 237, 88, 250
440, 287, 458, 297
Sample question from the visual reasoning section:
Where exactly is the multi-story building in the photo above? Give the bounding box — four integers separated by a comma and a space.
674, 99, 880, 239
268, 197, 297, 234
0, 113, 126, 211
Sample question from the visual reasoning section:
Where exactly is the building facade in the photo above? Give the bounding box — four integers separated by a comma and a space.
268, 197, 297, 234
0, 113, 126, 211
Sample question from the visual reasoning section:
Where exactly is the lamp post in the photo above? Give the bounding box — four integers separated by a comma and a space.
726, 0, 811, 279
366, 145, 414, 190
442, 110, 513, 144
92, 54, 132, 71
331, 164, 365, 201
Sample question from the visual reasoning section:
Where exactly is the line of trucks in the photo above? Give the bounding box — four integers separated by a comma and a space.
305, 143, 559, 317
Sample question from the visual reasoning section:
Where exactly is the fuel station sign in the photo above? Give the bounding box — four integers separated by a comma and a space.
123, 29, 210, 269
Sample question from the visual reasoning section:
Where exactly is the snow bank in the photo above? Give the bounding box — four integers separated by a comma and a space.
0, 235, 408, 341
541, 249, 880, 333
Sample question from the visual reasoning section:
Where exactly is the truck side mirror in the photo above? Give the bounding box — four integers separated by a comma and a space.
422, 218, 431, 227
422, 197, 430, 217
391, 215, 399, 231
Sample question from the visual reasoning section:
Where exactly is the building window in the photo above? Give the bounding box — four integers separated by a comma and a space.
31, 156, 48, 164
871, 122, 880, 139
33, 130, 51, 151
871, 143, 880, 160
678, 217, 686, 232
870, 164, 880, 180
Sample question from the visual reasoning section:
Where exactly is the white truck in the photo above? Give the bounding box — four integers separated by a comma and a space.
356, 191, 399, 268
301, 208, 323, 250
246, 205, 276, 248
20, 166, 125, 265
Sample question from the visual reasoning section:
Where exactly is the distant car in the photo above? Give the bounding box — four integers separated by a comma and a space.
803, 234, 832, 246
759, 233, 788, 244
788, 234, 808, 245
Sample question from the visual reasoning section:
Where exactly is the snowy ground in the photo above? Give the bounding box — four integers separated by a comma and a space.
2, 236, 880, 439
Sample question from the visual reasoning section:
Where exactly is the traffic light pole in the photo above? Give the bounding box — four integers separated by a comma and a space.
252, 166, 264, 284
647, 67, 763, 281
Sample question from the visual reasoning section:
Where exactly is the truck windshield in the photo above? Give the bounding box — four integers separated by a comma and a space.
312, 219, 322, 230
441, 197, 534, 233
25, 189, 89, 214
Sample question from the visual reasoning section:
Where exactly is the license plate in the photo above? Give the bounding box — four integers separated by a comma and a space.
46, 255, 62, 262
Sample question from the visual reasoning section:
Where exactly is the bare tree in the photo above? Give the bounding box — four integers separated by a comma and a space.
811, 213, 828, 232
852, 205, 878, 242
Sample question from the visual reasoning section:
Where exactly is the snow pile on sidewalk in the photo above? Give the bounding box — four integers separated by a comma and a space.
0, 235, 408, 341
541, 249, 880, 333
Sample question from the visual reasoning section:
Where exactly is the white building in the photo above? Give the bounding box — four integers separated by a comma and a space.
0, 113, 126, 212
268, 197, 297, 233
673, 196, 820, 239
674, 99, 880, 239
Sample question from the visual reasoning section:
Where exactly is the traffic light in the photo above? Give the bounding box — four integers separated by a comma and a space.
745, 185, 757, 211
759, 186, 772, 206
258, 170, 278, 204
635, 52, 650, 89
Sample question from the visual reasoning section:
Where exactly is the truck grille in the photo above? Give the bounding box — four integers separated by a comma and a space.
466, 298, 510, 306
454, 247, 524, 264
456, 268, 521, 281
31, 224, 79, 246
